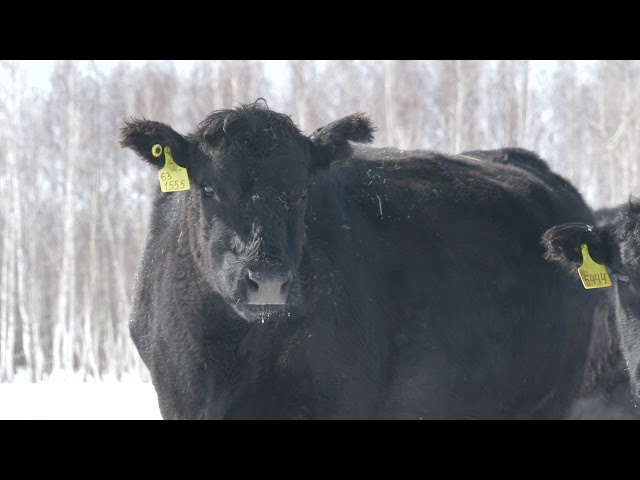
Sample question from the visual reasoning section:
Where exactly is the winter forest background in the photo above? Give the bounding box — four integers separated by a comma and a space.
0, 59, 639, 397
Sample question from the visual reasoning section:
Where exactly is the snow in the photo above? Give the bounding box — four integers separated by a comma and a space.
0, 370, 162, 420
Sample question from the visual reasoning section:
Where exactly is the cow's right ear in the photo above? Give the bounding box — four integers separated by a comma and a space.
541, 222, 611, 273
119, 118, 191, 170
309, 113, 376, 170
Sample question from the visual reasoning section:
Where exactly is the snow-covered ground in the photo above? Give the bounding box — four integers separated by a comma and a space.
0, 370, 162, 420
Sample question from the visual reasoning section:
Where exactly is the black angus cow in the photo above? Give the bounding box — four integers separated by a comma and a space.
542, 201, 640, 418
457, 150, 640, 419
467, 150, 640, 418
121, 100, 601, 419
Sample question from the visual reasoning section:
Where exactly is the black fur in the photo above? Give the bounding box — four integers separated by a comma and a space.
123, 101, 605, 419
309, 113, 376, 170
542, 200, 640, 415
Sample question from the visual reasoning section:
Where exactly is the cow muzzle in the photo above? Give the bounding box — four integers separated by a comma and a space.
244, 269, 292, 305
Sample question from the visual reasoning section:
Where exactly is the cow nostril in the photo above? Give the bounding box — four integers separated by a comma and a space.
246, 269, 292, 305
245, 272, 260, 292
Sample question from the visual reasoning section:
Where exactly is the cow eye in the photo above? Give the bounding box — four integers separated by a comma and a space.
617, 274, 630, 287
203, 186, 220, 201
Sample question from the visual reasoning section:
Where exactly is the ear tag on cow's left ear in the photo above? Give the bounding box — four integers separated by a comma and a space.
154, 144, 190, 193
578, 243, 612, 289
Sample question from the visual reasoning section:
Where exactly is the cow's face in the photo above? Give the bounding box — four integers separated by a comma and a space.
120, 101, 375, 322
542, 202, 640, 399
187, 118, 312, 320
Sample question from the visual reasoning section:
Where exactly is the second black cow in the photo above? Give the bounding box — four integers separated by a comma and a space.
121, 101, 602, 419
543, 201, 640, 418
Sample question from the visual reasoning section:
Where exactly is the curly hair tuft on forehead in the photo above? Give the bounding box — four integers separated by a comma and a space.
188, 100, 303, 144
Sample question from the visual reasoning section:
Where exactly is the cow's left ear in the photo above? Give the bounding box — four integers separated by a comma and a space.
119, 118, 191, 170
541, 222, 612, 273
309, 113, 376, 170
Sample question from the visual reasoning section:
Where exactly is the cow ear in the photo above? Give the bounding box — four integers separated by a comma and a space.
309, 113, 376, 170
119, 118, 191, 170
541, 222, 611, 272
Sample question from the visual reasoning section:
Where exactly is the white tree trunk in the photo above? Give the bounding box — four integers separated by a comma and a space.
0, 62, 19, 382
10, 118, 30, 382
0, 202, 10, 381
520, 61, 530, 147
26, 212, 44, 381
81, 174, 100, 380
384, 60, 398, 147
55, 63, 80, 376
5, 150, 16, 382
102, 207, 131, 376
5, 207, 16, 382
454, 60, 464, 153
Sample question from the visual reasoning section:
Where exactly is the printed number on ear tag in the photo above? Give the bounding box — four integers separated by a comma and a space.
578, 243, 612, 289
154, 144, 190, 192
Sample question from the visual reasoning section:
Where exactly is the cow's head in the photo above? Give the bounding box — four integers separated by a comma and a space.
541, 201, 640, 399
120, 100, 375, 322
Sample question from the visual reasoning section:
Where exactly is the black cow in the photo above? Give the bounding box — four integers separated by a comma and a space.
542, 201, 640, 416
461, 151, 640, 419
121, 100, 602, 419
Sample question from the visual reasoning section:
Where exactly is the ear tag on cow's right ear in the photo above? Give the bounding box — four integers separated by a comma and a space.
154, 144, 190, 193
578, 243, 612, 289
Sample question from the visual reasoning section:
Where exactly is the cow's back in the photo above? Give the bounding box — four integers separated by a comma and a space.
320, 146, 600, 418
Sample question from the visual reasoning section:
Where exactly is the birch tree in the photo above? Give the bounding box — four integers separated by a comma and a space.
51, 60, 82, 376
0, 62, 19, 382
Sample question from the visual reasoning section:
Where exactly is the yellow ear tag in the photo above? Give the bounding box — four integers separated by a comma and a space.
154, 144, 190, 192
578, 243, 612, 289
